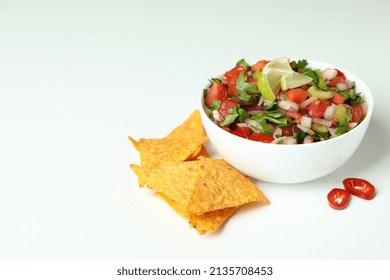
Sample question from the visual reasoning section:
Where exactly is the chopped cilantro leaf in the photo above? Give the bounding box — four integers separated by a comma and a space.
250, 110, 288, 132
312, 132, 331, 141
338, 90, 363, 106
291, 59, 308, 71
301, 68, 328, 90
236, 71, 258, 102
295, 131, 307, 144
208, 78, 222, 84
236, 58, 250, 69
349, 93, 363, 106
205, 100, 221, 111
237, 108, 248, 123
317, 77, 328, 91
335, 108, 351, 135
203, 88, 208, 98
219, 112, 238, 127
219, 106, 248, 127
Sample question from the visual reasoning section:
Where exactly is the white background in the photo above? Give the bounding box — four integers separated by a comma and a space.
1, 0, 389, 260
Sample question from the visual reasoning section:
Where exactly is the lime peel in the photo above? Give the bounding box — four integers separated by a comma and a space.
257, 57, 313, 100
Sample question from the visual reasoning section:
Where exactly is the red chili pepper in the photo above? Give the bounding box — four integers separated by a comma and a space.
327, 188, 351, 210
343, 178, 376, 200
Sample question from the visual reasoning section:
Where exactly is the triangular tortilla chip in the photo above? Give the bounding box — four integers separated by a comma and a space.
128, 110, 270, 235
188, 157, 269, 215
155, 192, 236, 235
128, 110, 207, 169
134, 161, 201, 207
187, 144, 210, 161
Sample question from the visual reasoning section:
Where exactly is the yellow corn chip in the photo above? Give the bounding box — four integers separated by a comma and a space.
188, 208, 236, 235
128, 110, 207, 169
188, 156, 269, 215
129, 164, 148, 188
165, 110, 206, 142
155, 192, 236, 235
128, 110, 270, 235
134, 161, 201, 207
187, 144, 210, 161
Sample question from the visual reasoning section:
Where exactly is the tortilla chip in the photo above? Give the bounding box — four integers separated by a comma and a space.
187, 144, 210, 161
128, 110, 270, 235
188, 208, 236, 235
165, 110, 206, 143
134, 161, 201, 208
155, 192, 236, 235
129, 164, 142, 187
128, 136, 139, 151
128, 110, 207, 169
188, 156, 269, 215
154, 192, 189, 219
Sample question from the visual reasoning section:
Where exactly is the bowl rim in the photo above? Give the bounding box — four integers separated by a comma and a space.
200, 59, 374, 148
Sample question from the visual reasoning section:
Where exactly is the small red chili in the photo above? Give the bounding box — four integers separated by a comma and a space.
327, 188, 351, 210
343, 178, 376, 200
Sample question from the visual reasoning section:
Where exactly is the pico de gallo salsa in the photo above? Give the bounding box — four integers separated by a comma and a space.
203, 58, 367, 144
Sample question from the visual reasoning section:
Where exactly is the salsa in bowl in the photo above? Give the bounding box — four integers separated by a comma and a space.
200, 58, 373, 183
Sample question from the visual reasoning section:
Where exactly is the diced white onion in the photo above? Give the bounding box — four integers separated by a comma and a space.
300, 96, 317, 109
273, 127, 282, 137
278, 100, 299, 112
361, 102, 368, 116
324, 103, 337, 120
312, 117, 332, 127
320, 68, 337, 80
245, 118, 262, 131
213, 110, 221, 121
328, 127, 337, 137
263, 99, 274, 107
345, 79, 354, 89
348, 122, 358, 129
271, 136, 285, 144
297, 124, 311, 133
303, 135, 314, 144
336, 83, 348, 91
236, 122, 248, 128
283, 137, 297, 145
257, 96, 264, 106
300, 116, 312, 128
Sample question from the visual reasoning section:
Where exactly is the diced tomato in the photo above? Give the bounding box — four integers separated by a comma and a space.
251, 60, 268, 71
328, 70, 346, 87
223, 65, 247, 85
218, 100, 238, 120
230, 125, 250, 139
248, 132, 274, 143
276, 92, 286, 101
331, 92, 346, 104
227, 84, 237, 95
327, 188, 351, 210
350, 104, 365, 123
247, 77, 258, 84
343, 178, 376, 200
286, 111, 302, 121
285, 88, 308, 104
307, 99, 331, 118
205, 83, 227, 106
281, 125, 293, 136
328, 76, 346, 87
300, 108, 309, 116
336, 69, 346, 79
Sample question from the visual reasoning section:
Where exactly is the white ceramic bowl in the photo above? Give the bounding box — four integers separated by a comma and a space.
200, 60, 374, 183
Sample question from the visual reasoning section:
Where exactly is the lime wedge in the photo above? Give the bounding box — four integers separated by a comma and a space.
255, 70, 281, 101
262, 57, 293, 75
281, 72, 313, 91
257, 57, 313, 100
